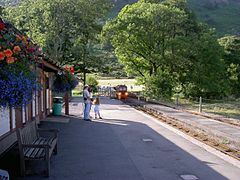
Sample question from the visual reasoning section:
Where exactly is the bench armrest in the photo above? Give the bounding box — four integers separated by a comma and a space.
22, 144, 51, 149
37, 128, 59, 138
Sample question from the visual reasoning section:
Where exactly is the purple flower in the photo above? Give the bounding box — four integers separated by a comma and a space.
0, 62, 41, 108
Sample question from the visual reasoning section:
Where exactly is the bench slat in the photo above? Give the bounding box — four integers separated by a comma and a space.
29, 138, 46, 159
24, 137, 42, 157
24, 138, 46, 159
24, 137, 56, 159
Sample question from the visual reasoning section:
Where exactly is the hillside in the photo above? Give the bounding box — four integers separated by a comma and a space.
1, 0, 240, 35
188, 0, 240, 35
112, 0, 240, 36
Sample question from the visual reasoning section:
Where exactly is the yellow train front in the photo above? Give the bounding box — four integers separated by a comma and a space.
115, 85, 128, 100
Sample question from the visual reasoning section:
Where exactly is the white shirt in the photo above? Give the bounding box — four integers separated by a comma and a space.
83, 89, 90, 102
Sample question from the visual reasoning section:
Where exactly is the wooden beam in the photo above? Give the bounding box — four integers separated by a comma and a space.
65, 92, 69, 115
42, 60, 60, 72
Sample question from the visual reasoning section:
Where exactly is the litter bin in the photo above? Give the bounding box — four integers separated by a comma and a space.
52, 97, 63, 116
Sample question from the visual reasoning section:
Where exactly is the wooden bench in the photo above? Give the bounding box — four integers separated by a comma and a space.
16, 120, 59, 177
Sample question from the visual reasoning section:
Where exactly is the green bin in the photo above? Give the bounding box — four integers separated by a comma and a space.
52, 97, 63, 116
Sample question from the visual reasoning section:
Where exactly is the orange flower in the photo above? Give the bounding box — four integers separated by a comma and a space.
22, 36, 26, 41
22, 36, 27, 43
0, 52, 5, 60
6, 57, 15, 64
4, 49, 13, 57
13, 46, 21, 53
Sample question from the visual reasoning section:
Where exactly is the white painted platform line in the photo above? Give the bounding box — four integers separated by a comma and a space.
180, 175, 199, 180
142, 138, 153, 142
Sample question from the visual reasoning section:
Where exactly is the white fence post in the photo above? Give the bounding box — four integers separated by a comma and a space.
138, 95, 140, 101
199, 96, 202, 113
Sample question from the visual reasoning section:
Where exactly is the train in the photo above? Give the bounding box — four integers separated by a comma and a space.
115, 85, 128, 100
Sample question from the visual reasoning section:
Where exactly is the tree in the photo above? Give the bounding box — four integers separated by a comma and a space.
86, 76, 99, 93
103, 0, 226, 98
0, 6, 4, 15
219, 35, 240, 97
181, 27, 227, 97
103, 1, 187, 77
4, 0, 113, 84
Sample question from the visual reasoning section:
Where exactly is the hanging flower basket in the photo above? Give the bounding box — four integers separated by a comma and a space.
0, 62, 40, 107
53, 69, 78, 93
0, 19, 41, 107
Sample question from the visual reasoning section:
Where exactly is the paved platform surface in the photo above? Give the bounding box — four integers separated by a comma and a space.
1, 96, 240, 180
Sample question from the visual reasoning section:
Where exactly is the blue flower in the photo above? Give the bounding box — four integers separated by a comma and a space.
0, 62, 41, 108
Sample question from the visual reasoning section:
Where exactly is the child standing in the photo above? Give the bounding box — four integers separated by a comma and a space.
94, 96, 102, 119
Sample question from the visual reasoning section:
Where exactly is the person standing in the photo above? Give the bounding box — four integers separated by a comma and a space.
94, 96, 102, 119
83, 85, 91, 121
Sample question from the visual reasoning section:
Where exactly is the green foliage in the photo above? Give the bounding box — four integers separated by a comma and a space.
219, 35, 240, 65
181, 27, 227, 98
104, 1, 188, 77
4, 0, 113, 77
86, 76, 98, 92
103, 0, 227, 99
0, 6, 3, 15
143, 70, 175, 99
219, 35, 240, 97
111, 0, 240, 35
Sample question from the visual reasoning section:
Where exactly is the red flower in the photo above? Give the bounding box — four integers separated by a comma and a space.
70, 67, 75, 73
0, 52, 5, 60
6, 57, 15, 64
4, 49, 13, 57
0, 21, 5, 30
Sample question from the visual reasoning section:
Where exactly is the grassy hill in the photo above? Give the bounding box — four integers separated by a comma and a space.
112, 0, 240, 36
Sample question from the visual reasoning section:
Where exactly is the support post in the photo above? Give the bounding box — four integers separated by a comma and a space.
83, 71, 86, 87
65, 92, 69, 115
